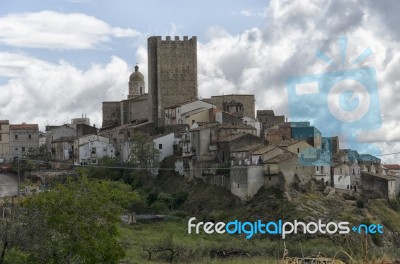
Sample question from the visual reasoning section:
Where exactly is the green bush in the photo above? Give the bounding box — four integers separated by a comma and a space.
150, 201, 168, 214
356, 198, 366, 209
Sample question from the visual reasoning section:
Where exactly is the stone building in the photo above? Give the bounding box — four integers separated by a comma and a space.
164, 100, 215, 125
102, 65, 149, 128
9, 123, 39, 158
230, 165, 264, 200
148, 36, 198, 126
0, 120, 10, 161
256, 110, 285, 137
203, 94, 255, 119
74, 134, 115, 164
103, 36, 198, 128
265, 122, 292, 143
361, 172, 397, 200
45, 125, 76, 154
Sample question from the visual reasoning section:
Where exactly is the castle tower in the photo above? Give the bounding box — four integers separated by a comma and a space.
128, 64, 145, 99
147, 36, 198, 126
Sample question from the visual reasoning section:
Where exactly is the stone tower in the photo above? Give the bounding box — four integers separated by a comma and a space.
128, 65, 145, 99
147, 36, 198, 126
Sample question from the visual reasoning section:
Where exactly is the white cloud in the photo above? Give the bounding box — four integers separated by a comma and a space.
0, 11, 140, 49
0, 53, 48, 77
197, 0, 400, 163
0, 53, 131, 130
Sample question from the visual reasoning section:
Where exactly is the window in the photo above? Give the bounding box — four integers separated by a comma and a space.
269, 176, 271, 181
0, 134, 2, 141
29, 134, 32, 139
15, 148, 18, 151
22, 147, 25, 152
297, 148, 300, 153
159, 144, 162, 150
15, 135, 18, 140
91, 148, 96, 154
103, 148, 107, 152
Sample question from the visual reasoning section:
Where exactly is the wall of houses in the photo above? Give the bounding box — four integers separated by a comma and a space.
52, 139, 73, 161
204, 94, 255, 119
45, 125, 76, 154
361, 172, 396, 200
0, 121, 10, 161
333, 174, 352, 190
153, 133, 174, 162
183, 109, 210, 126
78, 140, 115, 164
242, 116, 261, 137
10, 124, 39, 158
230, 165, 263, 200
266, 122, 291, 142
215, 111, 243, 125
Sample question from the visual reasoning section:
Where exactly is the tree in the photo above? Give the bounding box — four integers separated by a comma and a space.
26, 145, 50, 161
129, 132, 160, 181
0, 176, 138, 263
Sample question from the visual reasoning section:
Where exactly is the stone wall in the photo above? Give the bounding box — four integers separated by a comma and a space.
206, 95, 255, 119
128, 95, 150, 124
148, 36, 198, 127
361, 172, 396, 199
256, 110, 285, 137
102, 102, 121, 127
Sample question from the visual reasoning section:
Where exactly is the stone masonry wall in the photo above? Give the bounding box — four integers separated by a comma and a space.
208, 95, 255, 119
148, 36, 198, 127
102, 102, 121, 127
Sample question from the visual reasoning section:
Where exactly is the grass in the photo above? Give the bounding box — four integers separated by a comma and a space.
117, 220, 385, 263
124, 171, 400, 263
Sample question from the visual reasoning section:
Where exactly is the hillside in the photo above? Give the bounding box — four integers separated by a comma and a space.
123, 168, 400, 263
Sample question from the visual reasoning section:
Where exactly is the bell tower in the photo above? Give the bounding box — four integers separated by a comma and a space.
128, 64, 145, 99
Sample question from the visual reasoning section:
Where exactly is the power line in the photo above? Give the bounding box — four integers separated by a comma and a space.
377, 152, 400, 157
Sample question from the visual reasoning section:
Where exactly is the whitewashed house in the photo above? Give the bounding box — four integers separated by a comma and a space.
242, 116, 261, 137
164, 100, 215, 125
152, 133, 174, 162
74, 135, 115, 164
333, 163, 352, 190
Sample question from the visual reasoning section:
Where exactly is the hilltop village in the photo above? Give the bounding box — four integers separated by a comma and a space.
1, 36, 399, 201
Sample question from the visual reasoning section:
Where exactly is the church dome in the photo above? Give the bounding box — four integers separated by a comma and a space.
129, 65, 144, 82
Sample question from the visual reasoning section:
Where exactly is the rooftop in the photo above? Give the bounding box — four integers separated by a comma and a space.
10, 124, 39, 130
265, 152, 296, 163
384, 164, 400, 170
251, 145, 277, 155
231, 143, 264, 152
216, 133, 260, 143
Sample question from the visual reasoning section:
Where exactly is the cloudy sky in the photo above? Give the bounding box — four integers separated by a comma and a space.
0, 0, 399, 163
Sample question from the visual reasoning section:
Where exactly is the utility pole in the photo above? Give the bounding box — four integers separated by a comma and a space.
17, 157, 20, 198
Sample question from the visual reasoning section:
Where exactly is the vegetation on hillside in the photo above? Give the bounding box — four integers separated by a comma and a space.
2, 152, 399, 263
